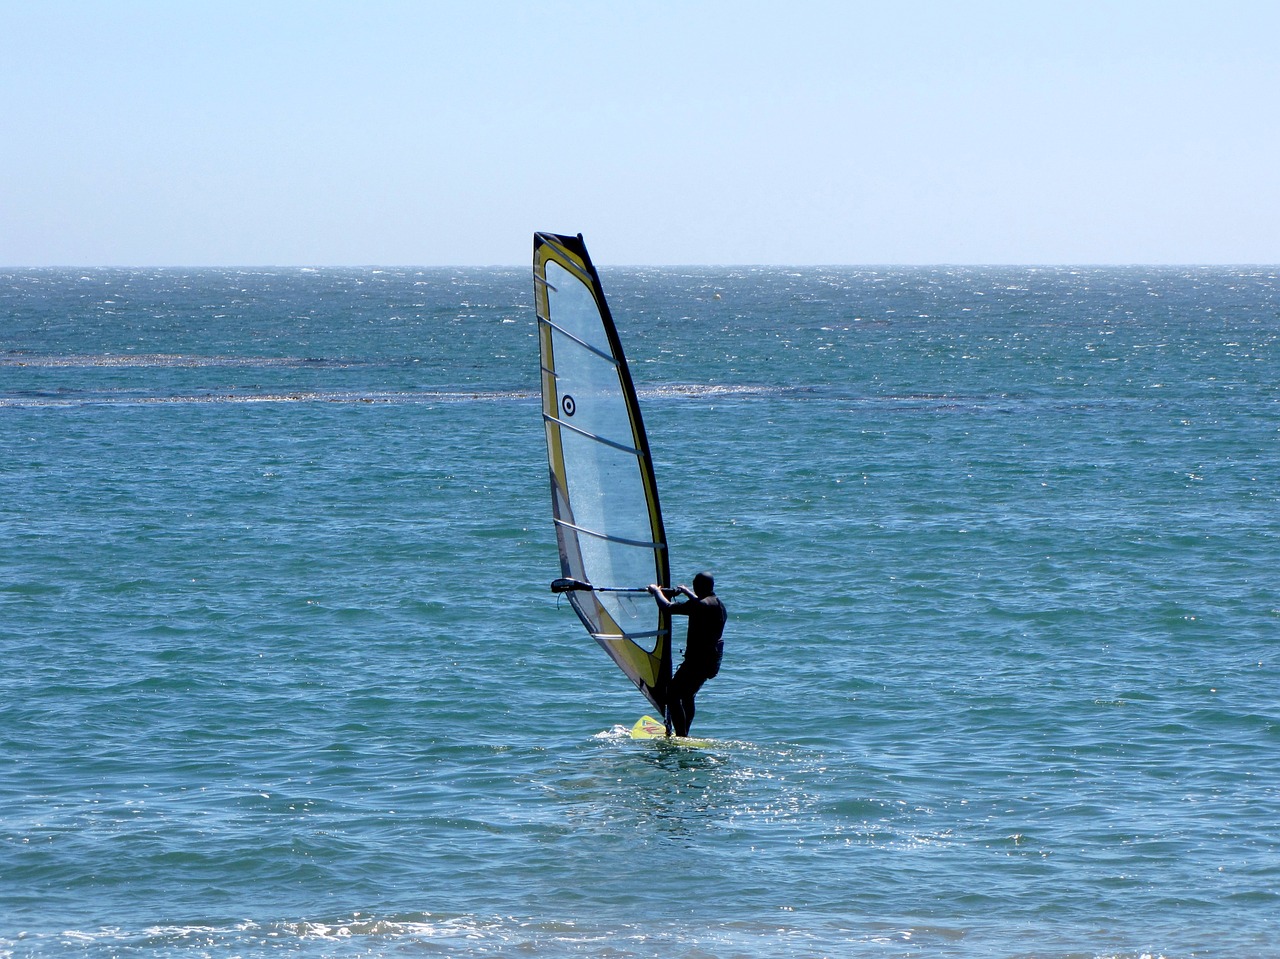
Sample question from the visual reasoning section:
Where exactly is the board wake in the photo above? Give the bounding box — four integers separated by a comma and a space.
629, 715, 713, 748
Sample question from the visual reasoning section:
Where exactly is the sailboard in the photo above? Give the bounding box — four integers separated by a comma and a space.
534, 232, 672, 722
629, 715, 712, 748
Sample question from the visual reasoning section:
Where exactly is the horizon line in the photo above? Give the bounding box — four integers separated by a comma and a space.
4, 261, 1279, 271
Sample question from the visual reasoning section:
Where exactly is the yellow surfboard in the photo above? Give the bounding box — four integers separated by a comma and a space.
630, 715, 668, 739
629, 715, 713, 747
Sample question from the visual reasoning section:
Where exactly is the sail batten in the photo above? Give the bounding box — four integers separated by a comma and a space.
552, 517, 665, 550
534, 232, 672, 714
542, 413, 644, 456
537, 317, 622, 364
591, 630, 668, 642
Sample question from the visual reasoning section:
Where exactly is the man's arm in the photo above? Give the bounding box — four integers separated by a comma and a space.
648, 584, 696, 611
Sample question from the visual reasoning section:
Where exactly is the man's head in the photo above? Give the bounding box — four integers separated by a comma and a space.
692, 572, 715, 597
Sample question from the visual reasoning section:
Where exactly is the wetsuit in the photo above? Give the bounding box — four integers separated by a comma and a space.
666, 593, 727, 736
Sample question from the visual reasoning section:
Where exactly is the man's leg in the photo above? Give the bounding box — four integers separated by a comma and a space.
669, 665, 707, 736
680, 691, 695, 735
668, 666, 693, 736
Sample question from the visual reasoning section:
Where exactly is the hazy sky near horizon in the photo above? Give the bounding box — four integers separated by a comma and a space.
3, 1, 1278, 267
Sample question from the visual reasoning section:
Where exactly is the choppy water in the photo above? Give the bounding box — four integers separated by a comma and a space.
2, 265, 1278, 958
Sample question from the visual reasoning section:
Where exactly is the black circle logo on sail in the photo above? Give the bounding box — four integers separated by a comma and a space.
561, 394, 576, 417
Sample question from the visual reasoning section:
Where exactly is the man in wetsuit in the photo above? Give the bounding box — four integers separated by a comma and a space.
647, 572, 727, 737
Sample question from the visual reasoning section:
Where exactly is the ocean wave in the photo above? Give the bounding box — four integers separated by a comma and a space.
640, 383, 810, 400
0, 914, 1051, 959
0, 389, 537, 408
0, 352, 370, 369
0, 381, 798, 408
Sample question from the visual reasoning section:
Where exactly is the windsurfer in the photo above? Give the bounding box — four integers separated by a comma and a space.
648, 572, 727, 737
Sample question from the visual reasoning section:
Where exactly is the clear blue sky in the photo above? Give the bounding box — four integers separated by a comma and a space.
3, 1, 1277, 266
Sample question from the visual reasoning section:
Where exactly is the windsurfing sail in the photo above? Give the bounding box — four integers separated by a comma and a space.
533, 232, 672, 715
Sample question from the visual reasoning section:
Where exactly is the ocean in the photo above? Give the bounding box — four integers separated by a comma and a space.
1, 264, 1277, 958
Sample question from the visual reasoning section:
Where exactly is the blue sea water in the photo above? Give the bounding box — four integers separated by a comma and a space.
1, 264, 1278, 958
